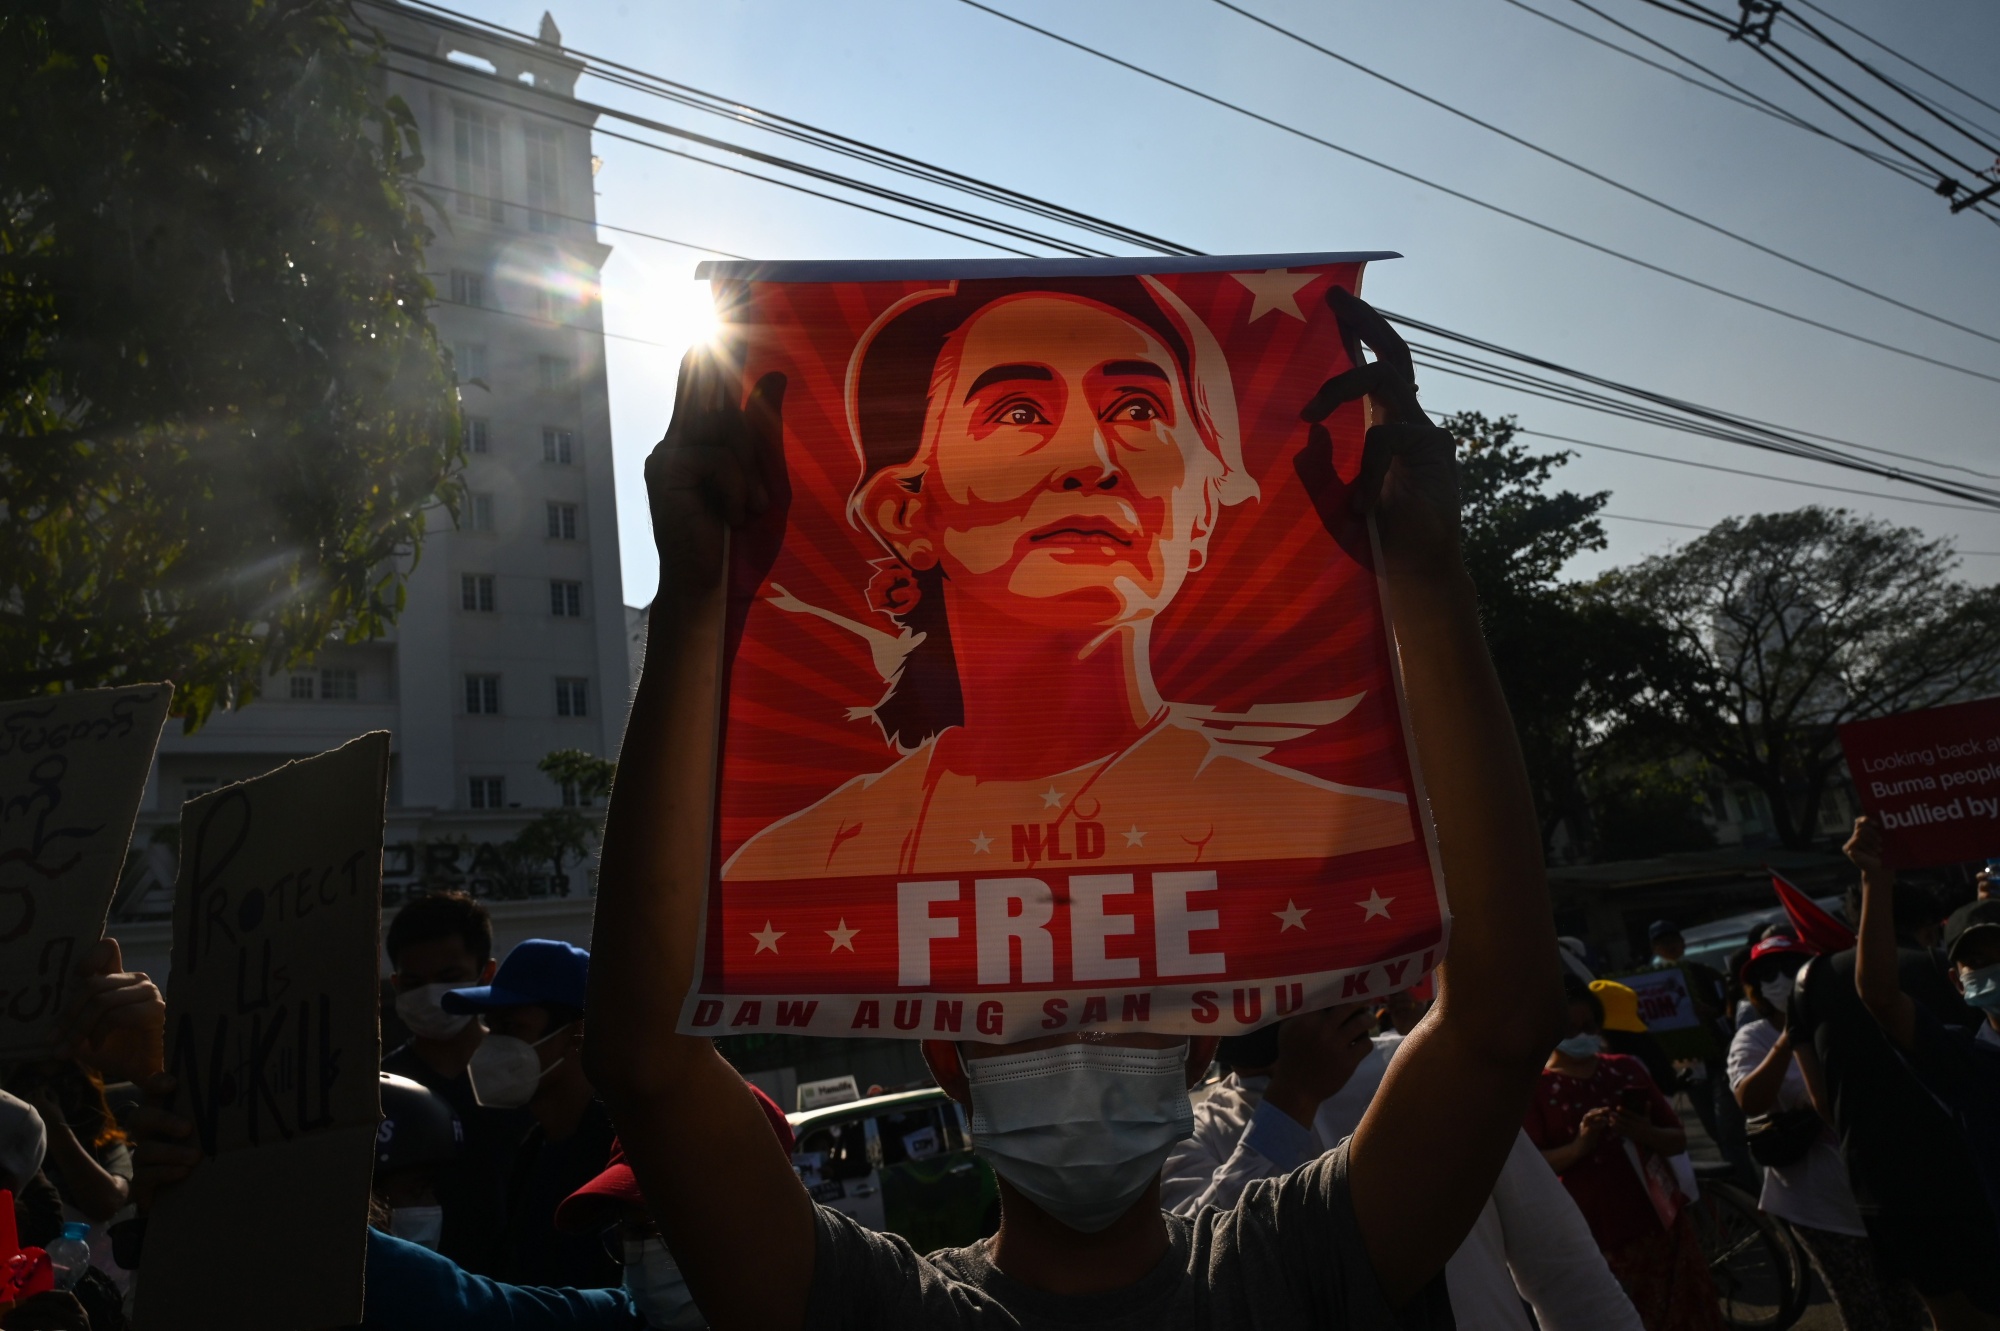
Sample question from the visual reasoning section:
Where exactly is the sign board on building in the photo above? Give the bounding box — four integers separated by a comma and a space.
137, 733, 390, 1331
0, 684, 172, 1058
1840, 696, 2000, 869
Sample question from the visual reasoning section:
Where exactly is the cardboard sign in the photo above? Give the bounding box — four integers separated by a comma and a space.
1609, 965, 1717, 1061
1622, 968, 1698, 1032
680, 254, 1446, 1041
137, 733, 389, 1331
0, 684, 172, 1057
1840, 696, 2000, 868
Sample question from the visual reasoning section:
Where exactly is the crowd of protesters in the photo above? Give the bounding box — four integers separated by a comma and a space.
7, 315, 2000, 1329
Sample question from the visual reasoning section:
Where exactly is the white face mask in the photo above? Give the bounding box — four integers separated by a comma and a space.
964, 1041, 1194, 1233
1760, 975, 1794, 1014
388, 1205, 444, 1250
1555, 1033, 1603, 1060
623, 1236, 703, 1329
395, 983, 474, 1042
468, 1024, 571, 1108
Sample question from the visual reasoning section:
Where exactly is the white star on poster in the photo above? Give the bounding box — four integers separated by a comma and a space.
1123, 825, 1147, 848
751, 921, 784, 953
1274, 900, 1311, 932
970, 831, 993, 854
1233, 269, 1315, 322
1041, 786, 1064, 808
826, 919, 858, 952
1358, 890, 1394, 921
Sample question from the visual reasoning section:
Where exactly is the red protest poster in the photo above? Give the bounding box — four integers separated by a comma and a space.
1840, 696, 2000, 869
681, 253, 1446, 1041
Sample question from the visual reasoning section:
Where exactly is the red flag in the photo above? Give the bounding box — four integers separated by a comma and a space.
1770, 871, 1856, 954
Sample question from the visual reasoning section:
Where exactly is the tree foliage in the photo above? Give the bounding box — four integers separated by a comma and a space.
1446, 412, 1676, 851
0, 0, 460, 727
504, 750, 618, 891
1596, 507, 2000, 850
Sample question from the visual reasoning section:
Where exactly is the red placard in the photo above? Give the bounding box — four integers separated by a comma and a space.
681, 254, 1446, 1040
1839, 696, 2000, 869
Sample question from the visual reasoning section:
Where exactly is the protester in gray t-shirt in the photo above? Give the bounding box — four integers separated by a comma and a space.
588, 289, 1566, 1329
805, 1143, 1445, 1330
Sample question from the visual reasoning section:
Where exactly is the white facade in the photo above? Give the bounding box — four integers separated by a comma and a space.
122, 6, 620, 966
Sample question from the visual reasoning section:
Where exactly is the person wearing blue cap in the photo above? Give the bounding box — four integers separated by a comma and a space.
444, 938, 619, 1294
1646, 919, 1748, 1185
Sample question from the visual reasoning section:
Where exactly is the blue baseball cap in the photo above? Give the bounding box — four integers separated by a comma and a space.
443, 938, 589, 1013
1647, 919, 1681, 941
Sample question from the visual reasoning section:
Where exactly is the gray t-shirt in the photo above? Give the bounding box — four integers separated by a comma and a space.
804, 1140, 1453, 1330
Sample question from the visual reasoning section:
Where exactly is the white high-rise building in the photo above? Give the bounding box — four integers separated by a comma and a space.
123, 6, 621, 966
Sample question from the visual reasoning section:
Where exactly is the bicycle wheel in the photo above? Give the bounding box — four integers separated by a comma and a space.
1686, 1181, 1805, 1331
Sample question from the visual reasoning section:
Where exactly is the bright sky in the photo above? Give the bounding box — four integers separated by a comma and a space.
436, 0, 2000, 607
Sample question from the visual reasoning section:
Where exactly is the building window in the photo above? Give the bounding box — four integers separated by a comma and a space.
546, 502, 578, 540
469, 776, 506, 809
456, 343, 488, 384
288, 674, 315, 700
467, 494, 495, 532
561, 781, 586, 808
449, 269, 484, 307
542, 427, 574, 464
452, 104, 503, 222
524, 122, 563, 233
465, 674, 501, 715
550, 579, 583, 617
555, 677, 589, 718
464, 416, 489, 454
320, 668, 359, 701
537, 355, 570, 392
461, 574, 496, 612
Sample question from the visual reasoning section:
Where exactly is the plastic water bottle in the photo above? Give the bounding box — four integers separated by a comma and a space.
47, 1222, 90, 1290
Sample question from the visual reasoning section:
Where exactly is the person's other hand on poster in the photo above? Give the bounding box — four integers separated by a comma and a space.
592, 285, 1563, 1329
53, 938, 165, 1086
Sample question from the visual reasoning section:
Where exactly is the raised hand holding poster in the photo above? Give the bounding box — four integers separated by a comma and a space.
0, 684, 172, 1057
138, 732, 389, 1331
682, 254, 1447, 1041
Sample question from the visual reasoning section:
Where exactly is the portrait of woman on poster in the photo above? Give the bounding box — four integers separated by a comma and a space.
723, 276, 1416, 883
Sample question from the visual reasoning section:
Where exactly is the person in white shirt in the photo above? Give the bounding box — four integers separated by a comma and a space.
1163, 1006, 1641, 1331
1727, 935, 1926, 1331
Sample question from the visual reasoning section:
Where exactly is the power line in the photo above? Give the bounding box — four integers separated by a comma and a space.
951, 0, 2000, 385
1390, 312, 2000, 496
1788, 0, 2000, 129
372, 0, 1192, 257
1209, 0, 2000, 349
1630, 0, 1994, 192
1498, 0, 1931, 183
435, 295, 685, 350
1511, 427, 1996, 513
387, 54, 1077, 257
1778, 4, 2000, 162
382, 3, 2000, 515
1523, 0, 2000, 225
419, 180, 746, 257
1601, 510, 2000, 553
1604, 512, 1709, 530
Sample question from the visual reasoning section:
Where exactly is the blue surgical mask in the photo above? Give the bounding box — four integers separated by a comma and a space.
1962, 963, 2000, 1011
623, 1236, 703, 1329
1556, 1033, 1603, 1060
964, 1041, 1194, 1233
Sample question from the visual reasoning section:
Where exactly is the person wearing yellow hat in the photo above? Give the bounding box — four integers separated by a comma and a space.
1590, 981, 1678, 1096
